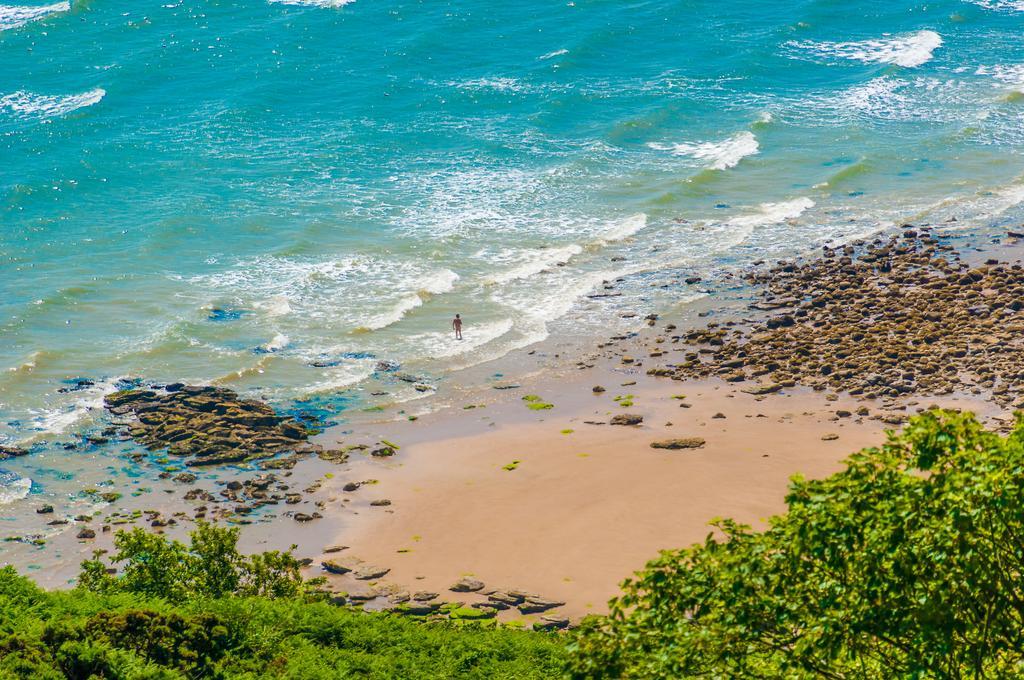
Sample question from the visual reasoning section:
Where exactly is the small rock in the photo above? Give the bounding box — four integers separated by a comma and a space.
354, 565, 390, 580
518, 596, 565, 614
610, 414, 643, 426
322, 560, 352, 575
488, 590, 526, 606
77, 528, 96, 540
397, 602, 437, 615
346, 586, 379, 602
534, 615, 570, 631
449, 577, 485, 592
412, 591, 439, 601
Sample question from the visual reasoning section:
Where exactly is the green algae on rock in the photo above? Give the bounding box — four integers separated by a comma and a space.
104, 385, 315, 467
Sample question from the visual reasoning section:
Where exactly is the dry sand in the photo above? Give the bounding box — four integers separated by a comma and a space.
312, 357, 996, 620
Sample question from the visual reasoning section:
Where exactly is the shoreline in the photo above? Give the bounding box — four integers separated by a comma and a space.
3, 221, 1024, 627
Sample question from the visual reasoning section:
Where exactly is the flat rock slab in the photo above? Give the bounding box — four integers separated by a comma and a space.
740, 383, 783, 395
321, 560, 352, 575
534, 615, 570, 631
354, 565, 390, 580
104, 385, 312, 467
517, 597, 565, 614
650, 438, 706, 450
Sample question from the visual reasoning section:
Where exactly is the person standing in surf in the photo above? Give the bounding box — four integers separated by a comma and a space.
453, 314, 463, 340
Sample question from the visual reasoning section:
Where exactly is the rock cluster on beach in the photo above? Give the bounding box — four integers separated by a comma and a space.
317, 564, 572, 630
104, 385, 314, 466
656, 228, 1024, 407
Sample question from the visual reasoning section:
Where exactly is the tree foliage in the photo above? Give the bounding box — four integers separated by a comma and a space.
78, 522, 321, 603
568, 410, 1024, 678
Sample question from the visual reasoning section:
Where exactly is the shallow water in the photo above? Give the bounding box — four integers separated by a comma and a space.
2, 0, 1024, 508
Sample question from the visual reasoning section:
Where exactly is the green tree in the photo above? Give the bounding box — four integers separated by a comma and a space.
79, 522, 321, 603
568, 410, 1024, 678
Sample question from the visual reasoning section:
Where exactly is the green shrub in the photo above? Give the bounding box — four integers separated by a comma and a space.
0, 524, 565, 679
78, 522, 321, 603
568, 410, 1024, 678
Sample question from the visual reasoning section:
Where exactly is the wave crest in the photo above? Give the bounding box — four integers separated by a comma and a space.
648, 131, 759, 170
599, 213, 647, 243
268, 0, 355, 7
485, 246, 582, 285
358, 269, 459, 331
788, 30, 942, 68
0, 88, 105, 120
0, 1, 68, 32
0, 471, 31, 506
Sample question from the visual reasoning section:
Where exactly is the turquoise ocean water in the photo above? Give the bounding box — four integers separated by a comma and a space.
2, 0, 1024, 505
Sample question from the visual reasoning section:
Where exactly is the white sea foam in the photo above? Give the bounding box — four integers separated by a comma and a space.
839, 77, 906, 115
729, 196, 815, 231
452, 77, 530, 93
264, 333, 290, 352
304, 363, 378, 394
0, 1, 68, 32
539, 48, 568, 60
268, 0, 355, 7
187, 256, 458, 334
359, 269, 459, 331
255, 295, 293, 316
716, 198, 815, 250
214, 354, 276, 384
27, 378, 120, 438
813, 75, 969, 124
976, 64, 1024, 87
6, 351, 41, 374
648, 131, 759, 170
789, 30, 943, 68
599, 213, 647, 243
485, 245, 582, 285
407, 318, 515, 360
0, 88, 105, 119
727, 198, 815, 230
0, 472, 31, 506
966, 0, 1024, 11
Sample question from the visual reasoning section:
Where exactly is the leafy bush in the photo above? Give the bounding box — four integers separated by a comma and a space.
78, 522, 321, 602
567, 410, 1024, 678
0, 525, 565, 679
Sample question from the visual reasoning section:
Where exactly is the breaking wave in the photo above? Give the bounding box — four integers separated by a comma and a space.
0, 1, 68, 32
648, 131, 759, 170
788, 30, 943, 68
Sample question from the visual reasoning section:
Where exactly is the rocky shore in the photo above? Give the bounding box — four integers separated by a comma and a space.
104, 385, 316, 466
645, 227, 1024, 412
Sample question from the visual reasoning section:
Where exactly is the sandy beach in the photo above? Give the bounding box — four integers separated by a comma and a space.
290, 225, 1023, 622
304, 344, 999, 620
